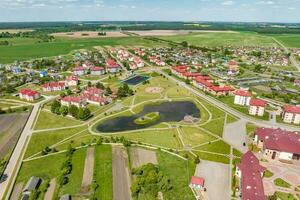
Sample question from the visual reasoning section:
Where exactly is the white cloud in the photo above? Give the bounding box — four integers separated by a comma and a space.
222, 1, 234, 6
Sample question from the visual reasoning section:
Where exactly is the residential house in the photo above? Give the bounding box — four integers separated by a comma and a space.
73, 67, 87, 76
42, 81, 66, 92
190, 176, 205, 190
234, 90, 252, 106
90, 66, 105, 76
65, 76, 79, 87
106, 59, 120, 73
60, 96, 86, 108
208, 85, 234, 96
249, 99, 267, 116
281, 105, 300, 124
19, 89, 40, 101
235, 151, 266, 200
39, 70, 48, 78
294, 80, 300, 87
253, 127, 300, 161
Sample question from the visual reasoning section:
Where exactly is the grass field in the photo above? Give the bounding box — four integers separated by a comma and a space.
34, 110, 82, 130
94, 145, 113, 199
156, 150, 195, 200
195, 140, 231, 155
272, 34, 300, 48
0, 37, 164, 63
180, 127, 217, 146
159, 32, 277, 47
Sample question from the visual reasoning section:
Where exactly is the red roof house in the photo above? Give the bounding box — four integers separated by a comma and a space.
249, 99, 267, 107
190, 176, 205, 189
236, 151, 266, 200
19, 89, 40, 101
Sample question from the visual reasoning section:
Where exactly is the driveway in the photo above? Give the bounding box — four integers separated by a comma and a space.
194, 160, 230, 200
223, 119, 248, 153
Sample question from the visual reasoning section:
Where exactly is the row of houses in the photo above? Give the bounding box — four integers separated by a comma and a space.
113, 48, 145, 70
234, 89, 267, 116
171, 66, 235, 96
60, 87, 114, 107
19, 89, 41, 101
73, 59, 121, 76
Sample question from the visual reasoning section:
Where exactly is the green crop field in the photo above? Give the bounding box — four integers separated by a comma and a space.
0, 36, 164, 64
272, 34, 300, 48
159, 32, 278, 47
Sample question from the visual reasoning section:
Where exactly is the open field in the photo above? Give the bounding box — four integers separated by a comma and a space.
159, 32, 278, 47
0, 37, 165, 64
129, 147, 158, 168
34, 110, 82, 130
0, 29, 33, 33
272, 34, 300, 48
94, 145, 113, 200
129, 30, 237, 36
52, 31, 128, 38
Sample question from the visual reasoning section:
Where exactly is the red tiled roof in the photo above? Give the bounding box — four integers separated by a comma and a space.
194, 75, 211, 81
234, 89, 252, 97
183, 72, 202, 77
249, 99, 267, 107
73, 67, 85, 71
190, 176, 205, 186
237, 151, 266, 200
42, 81, 65, 89
61, 96, 83, 103
283, 105, 300, 114
20, 89, 39, 97
255, 127, 300, 154
228, 60, 238, 65
195, 78, 213, 87
209, 85, 233, 92
106, 59, 119, 68
67, 75, 78, 81
91, 66, 105, 71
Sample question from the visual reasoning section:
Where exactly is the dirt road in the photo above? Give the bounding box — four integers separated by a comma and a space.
112, 145, 131, 200
80, 147, 95, 193
10, 182, 23, 200
44, 179, 56, 200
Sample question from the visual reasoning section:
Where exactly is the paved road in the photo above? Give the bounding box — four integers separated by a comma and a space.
223, 119, 248, 153
112, 145, 132, 200
0, 97, 54, 200
195, 160, 230, 200
158, 69, 300, 132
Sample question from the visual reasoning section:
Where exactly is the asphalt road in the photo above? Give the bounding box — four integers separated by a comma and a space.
0, 97, 54, 200
112, 145, 132, 200
158, 69, 300, 132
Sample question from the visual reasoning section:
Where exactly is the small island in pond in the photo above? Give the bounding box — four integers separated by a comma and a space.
134, 112, 160, 125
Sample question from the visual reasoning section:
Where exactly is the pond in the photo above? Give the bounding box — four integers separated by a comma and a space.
122, 75, 149, 85
96, 101, 200, 133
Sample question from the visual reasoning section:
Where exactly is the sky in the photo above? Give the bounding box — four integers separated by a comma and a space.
0, 0, 299, 23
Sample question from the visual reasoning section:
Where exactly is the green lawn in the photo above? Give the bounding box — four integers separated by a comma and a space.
275, 191, 297, 200
60, 148, 86, 196
156, 150, 195, 200
94, 145, 113, 199
115, 129, 181, 149
274, 178, 291, 188
195, 140, 231, 155
24, 126, 88, 158
200, 117, 225, 137
264, 170, 274, 178
193, 151, 230, 164
17, 153, 66, 183
273, 34, 300, 48
180, 127, 217, 146
34, 110, 82, 130
159, 32, 277, 47
226, 114, 239, 124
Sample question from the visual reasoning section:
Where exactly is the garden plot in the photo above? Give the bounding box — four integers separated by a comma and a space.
130, 147, 158, 168
112, 145, 131, 200
80, 147, 95, 194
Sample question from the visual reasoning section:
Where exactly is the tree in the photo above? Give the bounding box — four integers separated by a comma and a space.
268, 193, 278, 200
105, 86, 112, 95
68, 105, 78, 118
51, 100, 61, 113
88, 81, 92, 87
96, 82, 105, 89
77, 107, 91, 120
194, 156, 200, 164
59, 106, 69, 116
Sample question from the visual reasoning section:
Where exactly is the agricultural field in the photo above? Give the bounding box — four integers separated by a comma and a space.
159, 32, 278, 47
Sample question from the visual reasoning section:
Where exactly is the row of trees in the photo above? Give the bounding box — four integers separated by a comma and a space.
51, 100, 91, 120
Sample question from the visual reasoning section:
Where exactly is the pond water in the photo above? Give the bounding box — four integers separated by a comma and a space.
96, 101, 200, 133
122, 75, 149, 85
